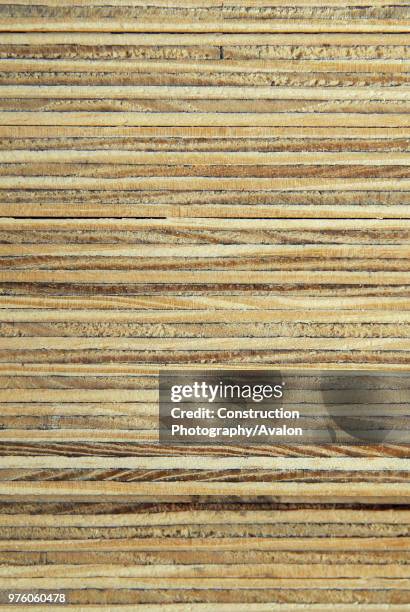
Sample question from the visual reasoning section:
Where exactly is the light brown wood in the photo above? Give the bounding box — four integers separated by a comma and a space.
1, 0, 410, 607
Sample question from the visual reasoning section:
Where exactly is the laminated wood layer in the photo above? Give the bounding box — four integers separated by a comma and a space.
1, 1, 409, 607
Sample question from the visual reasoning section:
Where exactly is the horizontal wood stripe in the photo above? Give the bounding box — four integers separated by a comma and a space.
0, 458, 408, 471
0, 271, 408, 284
1, 244, 409, 256
2, 112, 409, 127
0, 480, 409, 499
3, 33, 410, 44
3, 204, 410, 219
2, 310, 410, 322
4, 87, 410, 100
2, 577, 410, 589
1, 59, 410, 74
2, 533, 410, 550
0, 608, 403, 612
2, 177, 409, 191
2, 337, 410, 350
3, 564, 410, 578
2, 22, 410, 34
3, 0, 410, 6
4, 152, 410, 165
2, 126, 408, 139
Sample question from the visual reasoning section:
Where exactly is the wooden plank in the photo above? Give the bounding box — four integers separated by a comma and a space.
4, 87, 410, 100
2, 337, 410, 350
0, 457, 408, 472
1, 59, 409, 74
2, 126, 407, 138
0, 270, 408, 285
2, 21, 409, 34
1, 533, 410, 550
2, 32, 410, 44
3, 0, 410, 6
2, 309, 410, 322
2, 151, 410, 165
2, 177, 410, 191
2, 112, 408, 127
1, 243, 409, 256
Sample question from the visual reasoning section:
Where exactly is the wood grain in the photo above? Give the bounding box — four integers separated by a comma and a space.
1, 0, 409, 607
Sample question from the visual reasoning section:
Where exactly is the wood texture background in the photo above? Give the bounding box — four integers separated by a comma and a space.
1, 0, 410, 608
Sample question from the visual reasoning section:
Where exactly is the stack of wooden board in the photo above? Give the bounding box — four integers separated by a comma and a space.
0, 0, 409, 607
